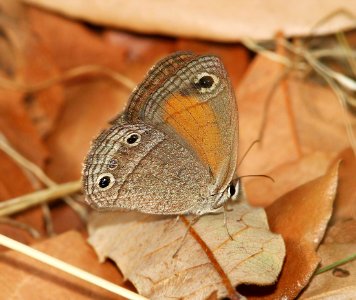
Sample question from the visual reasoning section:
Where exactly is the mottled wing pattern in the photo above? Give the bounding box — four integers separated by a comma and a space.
122, 52, 238, 193
123, 51, 195, 119
82, 120, 210, 214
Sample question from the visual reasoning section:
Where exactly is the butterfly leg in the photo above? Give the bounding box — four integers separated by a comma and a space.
172, 215, 200, 258
224, 199, 234, 212
223, 202, 234, 241
167, 215, 180, 231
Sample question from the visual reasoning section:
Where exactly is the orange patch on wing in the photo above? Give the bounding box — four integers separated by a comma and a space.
163, 95, 222, 176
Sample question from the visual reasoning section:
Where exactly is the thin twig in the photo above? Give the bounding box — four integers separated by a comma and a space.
277, 34, 303, 157
41, 204, 54, 237
0, 217, 40, 238
240, 37, 292, 67
258, 69, 290, 143
0, 134, 87, 221
0, 234, 148, 300
302, 50, 356, 155
0, 64, 136, 92
312, 48, 356, 60
309, 8, 356, 36
336, 32, 356, 76
0, 181, 81, 217
242, 36, 356, 156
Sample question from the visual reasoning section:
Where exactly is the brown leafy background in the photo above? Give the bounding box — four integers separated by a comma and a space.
0, 1, 355, 299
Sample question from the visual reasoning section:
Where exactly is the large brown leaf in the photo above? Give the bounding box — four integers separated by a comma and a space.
238, 54, 355, 178
23, 0, 356, 41
244, 161, 339, 299
238, 55, 301, 176
88, 199, 285, 299
330, 148, 356, 222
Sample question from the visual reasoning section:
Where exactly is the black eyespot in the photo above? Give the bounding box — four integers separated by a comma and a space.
126, 133, 140, 145
198, 75, 214, 88
228, 184, 236, 197
99, 176, 111, 188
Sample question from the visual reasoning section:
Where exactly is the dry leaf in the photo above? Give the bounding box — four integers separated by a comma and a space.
0, 150, 35, 201
238, 54, 356, 178
288, 80, 356, 155
300, 243, 356, 299
0, 90, 48, 243
0, 90, 48, 167
324, 219, 356, 244
19, 40, 64, 137
26, 7, 127, 71
245, 151, 334, 207
243, 160, 339, 299
0, 0, 28, 76
330, 148, 356, 222
0, 2, 64, 137
0, 231, 125, 299
27, 6, 174, 78
45, 79, 128, 182
88, 199, 285, 299
238, 55, 301, 176
23, 0, 356, 41
102, 30, 176, 84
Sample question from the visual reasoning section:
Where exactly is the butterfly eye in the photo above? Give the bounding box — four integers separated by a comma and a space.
97, 173, 115, 190
125, 133, 141, 146
194, 72, 219, 93
228, 180, 239, 200
228, 184, 236, 197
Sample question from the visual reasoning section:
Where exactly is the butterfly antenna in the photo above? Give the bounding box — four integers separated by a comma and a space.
233, 141, 274, 184
237, 174, 275, 182
237, 139, 260, 169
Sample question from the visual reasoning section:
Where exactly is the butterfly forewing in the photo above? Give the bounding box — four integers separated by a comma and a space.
123, 52, 238, 193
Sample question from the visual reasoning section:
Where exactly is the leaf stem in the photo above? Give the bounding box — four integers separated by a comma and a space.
180, 216, 242, 300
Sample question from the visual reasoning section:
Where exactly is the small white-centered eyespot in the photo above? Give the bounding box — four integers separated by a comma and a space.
194, 72, 220, 93
108, 158, 119, 170
124, 132, 141, 146
96, 173, 115, 190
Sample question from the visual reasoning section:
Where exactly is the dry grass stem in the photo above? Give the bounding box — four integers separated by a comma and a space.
241, 36, 356, 156
0, 134, 87, 220
0, 217, 40, 238
316, 252, 356, 274
0, 234, 148, 300
0, 180, 81, 217
0, 64, 136, 92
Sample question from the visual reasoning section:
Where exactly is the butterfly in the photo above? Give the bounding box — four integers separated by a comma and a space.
82, 51, 239, 216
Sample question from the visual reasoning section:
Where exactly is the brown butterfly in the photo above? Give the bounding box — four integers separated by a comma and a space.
82, 51, 239, 216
